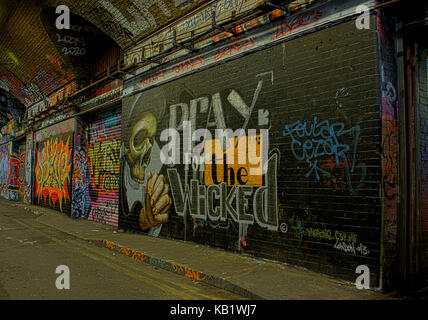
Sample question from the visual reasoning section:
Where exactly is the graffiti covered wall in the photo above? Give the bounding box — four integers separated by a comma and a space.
14, 142, 26, 201
34, 119, 75, 214
0, 141, 26, 201
71, 106, 122, 227
71, 118, 90, 218
24, 133, 33, 204
86, 109, 121, 226
121, 18, 382, 285
377, 9, 399, 289
7, 152, 19, 201
0, 143, 9, 199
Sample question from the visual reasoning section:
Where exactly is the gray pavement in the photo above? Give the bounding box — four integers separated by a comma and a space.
0, 201, 244, 300
0, 198, 397, 300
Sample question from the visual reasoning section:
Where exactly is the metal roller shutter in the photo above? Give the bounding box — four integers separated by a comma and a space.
34, 120, 75, 215
0, 142, 9, 200
7, 142, 20, 201
87, 107, 121, 226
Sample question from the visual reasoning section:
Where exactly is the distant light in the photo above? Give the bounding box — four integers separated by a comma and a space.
8, 52, 19, 65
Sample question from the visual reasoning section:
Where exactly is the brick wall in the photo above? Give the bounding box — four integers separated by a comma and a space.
120, 18, 383, 287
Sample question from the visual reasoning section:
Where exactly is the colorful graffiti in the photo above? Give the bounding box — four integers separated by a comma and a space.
86, 112, 121, 226
0, 3, 393, 288
35, 135, 72, 212
71, 120, 88, 218
380, 63, 399, 208
18, 150, 25, 197
8, 147, 26, 201
122, 109, 172, 233
35, 118, 75, 142
119, 14, 384, 288
167, 150, 279, 230
8, 153, 20, 200
121, 68, 279, 249
88, 138, 120, 192
377, 10, 399, 246
71, 146, 90, 218
122, 0, 363, 97
271, 9, 323, 41
24, 134, 33, 204
0, 143, 9, 199
88, 194, 119, 226
0, 142, 27, 202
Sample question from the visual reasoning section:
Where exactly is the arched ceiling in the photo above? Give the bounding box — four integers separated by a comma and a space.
0, 0, 210, 116
0, 0, 75, 108
41, 0, 210, 49
0, 88, 25, 128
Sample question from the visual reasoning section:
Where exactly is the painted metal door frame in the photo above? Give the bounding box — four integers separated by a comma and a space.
15, 136, 27, 202
414, 45, 428, 276
397, 18, 411, 288
27, 130, 34, 205
405, 42, 419, 279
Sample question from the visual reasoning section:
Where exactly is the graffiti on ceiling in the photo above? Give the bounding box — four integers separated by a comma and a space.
0, 0, 210, 110
42, 0, 211, 49
0, 87, 25, 128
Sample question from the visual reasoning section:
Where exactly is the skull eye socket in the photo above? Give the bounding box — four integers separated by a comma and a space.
139, 138, 154, 164
133, 129, 150, 149
141, 144, 153, 165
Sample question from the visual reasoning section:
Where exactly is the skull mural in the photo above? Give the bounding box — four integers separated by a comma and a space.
123, 111, 172, 232
125, 112, 157, 184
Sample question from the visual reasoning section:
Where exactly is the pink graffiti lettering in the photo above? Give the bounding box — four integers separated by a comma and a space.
138, 68, 166, 88
213, 36, 256, 61
271, 10, 323, 41
173, 54, 205, 74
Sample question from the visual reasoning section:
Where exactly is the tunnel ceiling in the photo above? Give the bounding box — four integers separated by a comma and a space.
0, 0, 76, 108
41, 0, 211, 48
0, 88, 25, 128
0, 0, 210, 112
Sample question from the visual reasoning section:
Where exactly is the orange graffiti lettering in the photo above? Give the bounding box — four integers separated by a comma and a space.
172, 264, 206, 281
35, 136, 72, 211
104, 241, 116, 250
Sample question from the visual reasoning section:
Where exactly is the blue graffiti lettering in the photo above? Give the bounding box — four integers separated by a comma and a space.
283, 116, 366, 195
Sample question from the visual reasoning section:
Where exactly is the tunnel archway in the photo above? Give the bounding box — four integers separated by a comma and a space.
40, 6, 123, 88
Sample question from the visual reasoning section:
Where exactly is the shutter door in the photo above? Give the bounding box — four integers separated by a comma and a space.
87, 108, 121, 226
34, 129, 74, 214
0, 142, 9, 199
8, 143, 20, 201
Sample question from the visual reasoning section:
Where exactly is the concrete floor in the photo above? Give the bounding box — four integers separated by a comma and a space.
1, 197, 424, 301
0, 206, 244, 300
